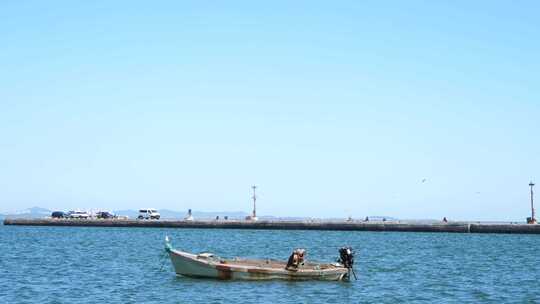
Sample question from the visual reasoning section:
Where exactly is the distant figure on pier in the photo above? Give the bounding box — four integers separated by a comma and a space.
365, 216, 369, 222
185, 209, 194, 221
443, 217, 448, 223
215, 216, 220, 220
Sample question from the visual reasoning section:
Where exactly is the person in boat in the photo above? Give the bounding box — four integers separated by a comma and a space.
286, 248, 306, 271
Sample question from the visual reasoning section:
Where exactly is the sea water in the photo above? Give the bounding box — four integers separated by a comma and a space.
1, 225, 539, 303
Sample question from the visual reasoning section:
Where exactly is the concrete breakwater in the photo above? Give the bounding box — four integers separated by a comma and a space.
3, 218, 540, 234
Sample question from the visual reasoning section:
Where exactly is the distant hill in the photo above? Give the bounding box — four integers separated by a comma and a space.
2, 206, 52, 219
0, 207, 250, 220
113, 209, 139, 218
0, 206, 395, 222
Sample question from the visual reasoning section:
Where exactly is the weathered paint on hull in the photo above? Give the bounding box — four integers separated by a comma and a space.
168, 249, 348, 281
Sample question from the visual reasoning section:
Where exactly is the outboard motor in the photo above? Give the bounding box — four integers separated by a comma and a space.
338, 247, 354, 268
338, 247, 356, 280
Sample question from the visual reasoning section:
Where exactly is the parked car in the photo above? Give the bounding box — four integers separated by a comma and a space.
67, 211, 90, 219
96, 211, 115, 219
51, 211, 66, 218
138, 209, 160, 220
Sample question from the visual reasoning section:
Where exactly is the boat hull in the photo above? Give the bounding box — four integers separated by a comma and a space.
168, 249, 349, 281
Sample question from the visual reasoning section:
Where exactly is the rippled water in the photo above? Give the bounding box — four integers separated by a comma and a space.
1, 224, 539, 303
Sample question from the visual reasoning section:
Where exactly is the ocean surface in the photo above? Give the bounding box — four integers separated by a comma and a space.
1, 224, 539, 303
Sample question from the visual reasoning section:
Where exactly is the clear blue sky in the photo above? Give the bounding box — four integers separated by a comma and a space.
1, 1, 538, 220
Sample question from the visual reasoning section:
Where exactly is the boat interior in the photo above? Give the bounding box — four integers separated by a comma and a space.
195, 252, 340, 270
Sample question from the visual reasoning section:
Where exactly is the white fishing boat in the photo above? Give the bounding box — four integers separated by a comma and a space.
164, 237, 356, 281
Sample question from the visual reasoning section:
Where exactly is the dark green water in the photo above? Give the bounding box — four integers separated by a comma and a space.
1, 225, 539, 303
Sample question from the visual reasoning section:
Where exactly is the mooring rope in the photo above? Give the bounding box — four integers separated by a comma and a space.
159, 249, 169, 271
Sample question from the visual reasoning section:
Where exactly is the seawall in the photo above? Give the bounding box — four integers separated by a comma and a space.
3, 218, 540, 234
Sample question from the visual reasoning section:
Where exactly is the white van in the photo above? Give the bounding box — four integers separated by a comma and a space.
138, 209, 160, 220
67, 210, 90, 219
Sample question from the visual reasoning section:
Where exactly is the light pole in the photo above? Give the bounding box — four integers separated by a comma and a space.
251, 185, 258, 221
529, 181, 536, 224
